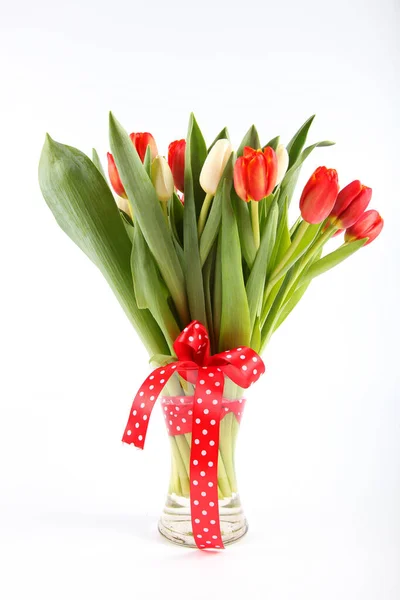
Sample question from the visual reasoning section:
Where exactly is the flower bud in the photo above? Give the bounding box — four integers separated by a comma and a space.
151, 156, 174, 202
233, 146, 278, 202
329, 180, 372, 229
275, 144, 289, 185
107, 152, 126, 198
299, 166, 339, 224
168, 139, 186, 192
200, 139, 234, 195
129, 132, 158, 162
116, 196, 131, 216
344, 209, 384, 246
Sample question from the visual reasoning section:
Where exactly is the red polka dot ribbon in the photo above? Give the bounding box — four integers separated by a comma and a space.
122, 321, 265, 550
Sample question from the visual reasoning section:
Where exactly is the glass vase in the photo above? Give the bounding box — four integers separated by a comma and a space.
158, 375, 247, 547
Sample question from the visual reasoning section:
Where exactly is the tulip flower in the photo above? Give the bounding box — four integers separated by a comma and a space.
107, 152, 126, 198
344, 209, 384, 245
276, 144, 289, 185
198, 139, 234, 236
299, 166, 339, 224
151, 156, 174, 203
328, 180, 372, 229
168, 139, 186, 192
129, 132, 158, 162
233, 146, 278, 203
200, 139, 234, 195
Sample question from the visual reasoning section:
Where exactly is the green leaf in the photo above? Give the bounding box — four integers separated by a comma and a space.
208, 127, 230, 151
286, 115, 314, 168
263, 135, 280, 151
109, 113, 189, 325
213, 232, 222, 349
92, 148, 106, 179
169, 193, 184, 246
183, 113, 207, 326
39, 135, 169, 356
273, 282, 310, 331
120, 211, 134, 241
246, 200, 278, 330
237, 124, 261, 156
199, 155, 233, 267
250, 316, 261, 352
187, 114, 207, 218
219, 180, 251, 351
203, 243, 217, 353
270, 221, 322, 283
232, 192, 257, 269
299, 239, 366, 286
131, 225, 180, 349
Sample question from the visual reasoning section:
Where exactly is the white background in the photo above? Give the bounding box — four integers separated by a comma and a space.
1, 0, 399, 598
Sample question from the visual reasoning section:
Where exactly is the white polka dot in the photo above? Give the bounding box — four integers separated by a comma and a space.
180, 398, 185, 403
133, 410, 137, 416
139, 391, 144, 397
176, 406, 180, 411
206, 541, 211, 544
237, 347, 242, 351
242, 365, 247, 371
195, 518, 200, 524
202, 429, 208, 435
182, 418, 186, 423
197, 534, 202, 538
203, 527, 209, 532
212, 400, 218, 405
189, 336, 194, 342
160, 379, 165, 384
215, 382, 220, 387
194, 500, 199, 505
206, 390, 211, 395
200, 471, 206, 477
160, 370, 165, 375
140, 402, 145, 408
188, 410, 193, 415
212, 535, 218, 539
224, 407, 229, 411
209, 502, 215, 507
138, 435, 143, 441
193, 480, 198, 486
210, 420, 216, 425
194, 439, 200, 444
135, 423, 139, 429
240, 355, 245, 359
253, 369, 258, 375
184, 327, 188, 332
149, 384, 154, 390
170, 411, 174, 415
209, 440, 215, 446
164, 407, 168, 412
197, 398, 203, 404
210, 519, 216, 524
171, 365, 176, 369
208, 373, 214, 378
208, 481, 214, 487
199, 380, 205, 385
150, 396, 155, 401
201, 491, 207, 497
201, 450, 207, 456
195, 418, 201, 424
215, 545, 220, 548
149, 375, 154, 380
127, 430, 131, 435
203, 409, 209, 415
169, 420, 173, 425
143, 415, 148, 421
208, 461, 214, 467
176, 425, 180, 431
226, 354, 232, 359
252, 357, 257, 362
193, 459, 198, 465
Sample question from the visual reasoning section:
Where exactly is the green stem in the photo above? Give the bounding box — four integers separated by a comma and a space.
251, 200, 260, 250
198, 192, 214, 237
161, 201, 169, 225
269, 220, 310, 287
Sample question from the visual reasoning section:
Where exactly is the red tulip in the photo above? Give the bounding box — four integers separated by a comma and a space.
107, 152, 126, 198
299, 166, 339, 224
129, 132, 158, 162
344, 209, 384, 245
329, 180, 372, 228
233, 146, 278, 202
168, 139, 186, 192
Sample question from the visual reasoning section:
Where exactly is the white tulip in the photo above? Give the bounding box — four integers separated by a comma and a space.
151, 156, 174, 202
276, 144, 289, 185
116, 196, 131, 216
199, 139, 234, 195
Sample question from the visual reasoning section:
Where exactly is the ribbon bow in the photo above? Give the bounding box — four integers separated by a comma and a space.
122, 321, 265, 550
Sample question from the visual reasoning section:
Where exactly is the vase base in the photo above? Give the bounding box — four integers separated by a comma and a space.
158, 492, 248, 548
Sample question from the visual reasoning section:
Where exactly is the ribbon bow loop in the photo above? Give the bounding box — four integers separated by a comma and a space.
122, 321, 265, 550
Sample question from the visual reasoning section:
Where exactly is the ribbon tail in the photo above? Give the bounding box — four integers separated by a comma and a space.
122, 363, 178, 449
190, 367, 225, 550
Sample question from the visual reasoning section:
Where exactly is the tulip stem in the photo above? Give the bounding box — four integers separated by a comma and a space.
251, 201, 260, 249
161, 201, 169, 224
198, 193, 214, 237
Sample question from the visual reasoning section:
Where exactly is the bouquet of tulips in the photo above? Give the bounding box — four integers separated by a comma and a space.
39, 113, 383, 507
